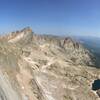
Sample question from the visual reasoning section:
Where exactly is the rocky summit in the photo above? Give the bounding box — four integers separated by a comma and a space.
0, 27, 100, 100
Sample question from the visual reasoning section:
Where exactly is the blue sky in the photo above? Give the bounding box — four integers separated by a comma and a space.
0, 0, 100, 36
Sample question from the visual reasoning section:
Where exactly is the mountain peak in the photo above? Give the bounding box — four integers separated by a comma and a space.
20, 27, 32, 33
8, 27, 33, 44
63, 37, 80, 49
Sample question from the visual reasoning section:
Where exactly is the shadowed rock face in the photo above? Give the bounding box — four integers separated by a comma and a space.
0, 27, 99, 100
63, 37, 80, 49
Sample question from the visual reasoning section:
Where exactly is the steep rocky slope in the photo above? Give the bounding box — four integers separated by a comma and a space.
0, 27, 100, 100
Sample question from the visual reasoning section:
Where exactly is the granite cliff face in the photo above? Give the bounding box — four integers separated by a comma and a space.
0, 27, 100, 100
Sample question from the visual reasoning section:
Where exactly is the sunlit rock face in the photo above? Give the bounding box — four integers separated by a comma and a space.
8, 27, 33, 45
0, 27, 99, 100
62, 37, 96, 66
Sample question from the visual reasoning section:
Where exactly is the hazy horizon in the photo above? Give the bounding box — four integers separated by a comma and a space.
0, 0, 100, 37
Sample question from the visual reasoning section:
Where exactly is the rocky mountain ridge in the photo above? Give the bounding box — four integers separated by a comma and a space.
0, 27, 99, 100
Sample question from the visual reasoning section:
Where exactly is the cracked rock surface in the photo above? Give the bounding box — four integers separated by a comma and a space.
0, 27, 99, 100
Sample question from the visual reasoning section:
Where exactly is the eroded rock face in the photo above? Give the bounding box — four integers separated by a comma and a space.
0, 28, 99, 100
8, 27, 33, 45
31, 34, 96, 66
0, 71, 21, 100
62, 37, 96, 66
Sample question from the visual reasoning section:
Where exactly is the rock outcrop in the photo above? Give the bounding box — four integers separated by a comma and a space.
62, 37, 96, 66
8, 27, 33, 45
0, 27, 99, 100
